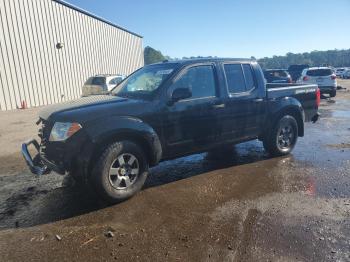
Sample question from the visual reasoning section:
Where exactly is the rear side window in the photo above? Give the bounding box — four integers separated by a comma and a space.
224, 64, 255, 93
224, 64, 246, 93
306, 69, 332, 76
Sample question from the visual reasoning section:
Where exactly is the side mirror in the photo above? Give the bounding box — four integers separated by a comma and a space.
171, 87, 192, 103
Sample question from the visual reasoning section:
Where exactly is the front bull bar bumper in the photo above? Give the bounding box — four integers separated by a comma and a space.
21, 139, 51, 176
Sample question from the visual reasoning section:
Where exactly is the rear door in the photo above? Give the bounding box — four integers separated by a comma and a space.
221, 63, 266, 140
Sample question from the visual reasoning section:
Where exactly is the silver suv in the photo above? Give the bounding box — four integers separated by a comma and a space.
298, 67, 337, 97
82, 74, 125, 96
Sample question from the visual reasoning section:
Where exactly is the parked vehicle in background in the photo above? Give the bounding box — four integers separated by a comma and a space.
22, 58, 320, 203
288, 64, 309, 82
82, 74, 125, 96
343, 69, 350, 79
335, 68, 346, 78
263, 69, 292, 83
298, 67, 337, 97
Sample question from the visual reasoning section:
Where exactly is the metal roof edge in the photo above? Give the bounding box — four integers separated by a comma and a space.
52, 0, 143, 38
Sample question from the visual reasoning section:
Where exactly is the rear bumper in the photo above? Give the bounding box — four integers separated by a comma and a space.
318, 86, 336, 93
21, 139, 65, 175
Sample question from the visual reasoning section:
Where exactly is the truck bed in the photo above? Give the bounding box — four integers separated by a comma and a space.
266, 83, 319, 122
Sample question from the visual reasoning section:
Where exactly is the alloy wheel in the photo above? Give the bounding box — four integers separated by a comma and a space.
108, 153, 139, 189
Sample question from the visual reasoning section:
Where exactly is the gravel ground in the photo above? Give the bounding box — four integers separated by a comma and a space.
0, 80, 349, 262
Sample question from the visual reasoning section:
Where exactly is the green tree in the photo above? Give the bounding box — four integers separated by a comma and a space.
144, 46, 166, 65
258, 49, 350, 69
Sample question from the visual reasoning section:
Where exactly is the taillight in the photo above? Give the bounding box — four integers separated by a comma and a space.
316, 88, 320, 107
303, 76, 309, 81
288, 77, 292, 83
331, 74, 336, 80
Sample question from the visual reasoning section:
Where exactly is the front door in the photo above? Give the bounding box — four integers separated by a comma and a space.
162, 64, 223, 158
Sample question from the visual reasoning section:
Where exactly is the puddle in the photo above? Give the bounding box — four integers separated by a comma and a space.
318, 109, 350, 119
332, 110, 350, 118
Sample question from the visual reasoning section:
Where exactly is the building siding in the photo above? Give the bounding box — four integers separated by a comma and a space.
0, 0, 144, 110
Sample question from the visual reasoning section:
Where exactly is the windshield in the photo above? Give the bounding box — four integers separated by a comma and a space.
112, 63, 178, 98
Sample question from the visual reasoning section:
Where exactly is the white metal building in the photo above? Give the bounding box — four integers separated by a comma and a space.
0, 0, 144, 110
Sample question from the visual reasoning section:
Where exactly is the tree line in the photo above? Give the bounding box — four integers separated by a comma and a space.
258, 49, 350, 69
144, 46, 350, 69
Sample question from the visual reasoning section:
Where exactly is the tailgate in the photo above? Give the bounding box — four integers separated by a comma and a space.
267, 83, 319, 122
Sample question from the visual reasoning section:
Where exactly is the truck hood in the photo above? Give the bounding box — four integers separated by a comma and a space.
39, 95, 128, 120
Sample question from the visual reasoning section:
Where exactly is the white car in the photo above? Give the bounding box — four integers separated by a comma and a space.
298, 67, 337, 97
82, 74, 125, 97
335, 68, 346, 78
343, 69, 350, 79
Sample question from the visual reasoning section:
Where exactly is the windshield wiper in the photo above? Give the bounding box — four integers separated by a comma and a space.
113, 92, 136, 99
115, 91, 152, 100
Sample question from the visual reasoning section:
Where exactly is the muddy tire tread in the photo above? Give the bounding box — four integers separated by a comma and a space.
91, 140, 148, 203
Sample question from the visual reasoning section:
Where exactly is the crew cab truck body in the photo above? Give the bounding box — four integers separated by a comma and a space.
22, 58, 320, 203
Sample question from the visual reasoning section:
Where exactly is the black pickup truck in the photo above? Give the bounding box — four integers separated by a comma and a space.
22, 58, 320, 203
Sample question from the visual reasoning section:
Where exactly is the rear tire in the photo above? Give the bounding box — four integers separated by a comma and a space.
330, 90, 336, 98
263, 115, 298, 157
91, 141, 148, 203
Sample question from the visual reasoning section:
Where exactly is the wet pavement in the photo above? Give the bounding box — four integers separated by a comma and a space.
0, 83, 349, 261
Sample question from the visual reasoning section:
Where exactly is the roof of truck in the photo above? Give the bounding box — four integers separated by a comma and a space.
158, 58, 254, 65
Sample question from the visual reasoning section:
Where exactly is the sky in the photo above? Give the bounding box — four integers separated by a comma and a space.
66, 0, 350, 59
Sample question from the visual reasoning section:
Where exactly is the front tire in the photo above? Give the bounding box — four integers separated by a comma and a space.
91, 141, 148, 203
263, 115, 298, 157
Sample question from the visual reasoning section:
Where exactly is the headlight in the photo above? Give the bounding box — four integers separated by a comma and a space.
49, 122, 82, 141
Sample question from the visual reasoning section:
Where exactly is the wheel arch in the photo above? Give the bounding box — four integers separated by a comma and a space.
266, 102, 305, 137
280, 107, 304, 137
90, 130, 161, 168
81, 116, 162, 176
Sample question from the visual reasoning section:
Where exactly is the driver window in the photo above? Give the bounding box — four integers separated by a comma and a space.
172, 65, 216, 99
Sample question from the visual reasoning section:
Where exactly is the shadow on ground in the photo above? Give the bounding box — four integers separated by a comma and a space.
0, 141, 272, 230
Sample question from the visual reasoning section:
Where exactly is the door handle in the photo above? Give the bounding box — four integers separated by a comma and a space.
212, 103, 225, 109
253, 98, 264, 103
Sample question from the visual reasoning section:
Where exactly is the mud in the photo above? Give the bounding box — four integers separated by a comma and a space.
0, 80, 349, 261
327, 143, 350, 149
